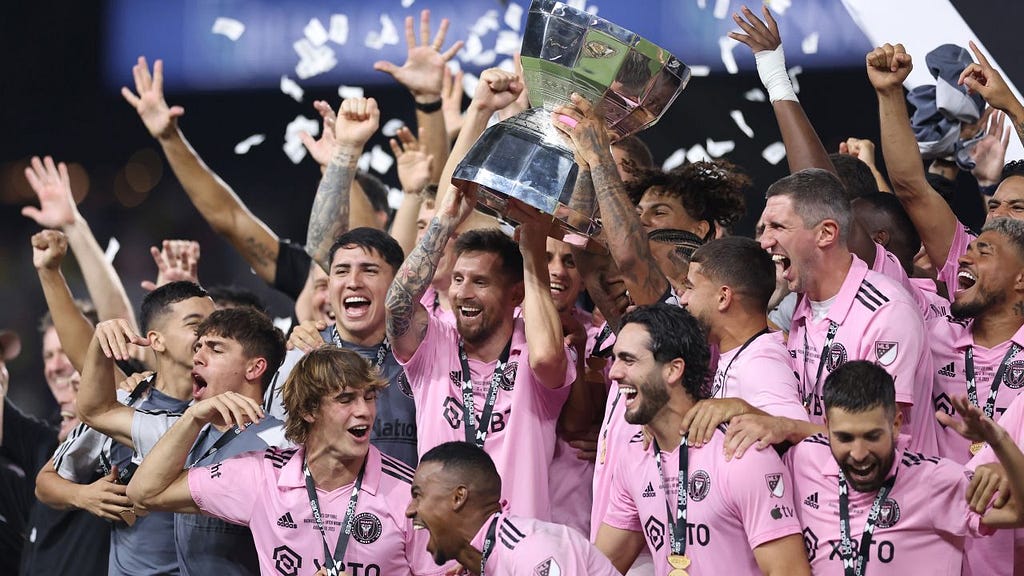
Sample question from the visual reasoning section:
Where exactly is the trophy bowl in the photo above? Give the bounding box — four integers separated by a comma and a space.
452, 0, 690, 250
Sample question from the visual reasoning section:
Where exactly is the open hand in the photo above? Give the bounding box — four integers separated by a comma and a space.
121, 56, 184, 140
373, 9, 464, 101
23, 156, 78, 228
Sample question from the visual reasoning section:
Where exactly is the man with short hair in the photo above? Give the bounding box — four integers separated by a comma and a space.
407, 441, 618, 575
129, 346, 444, 576
758, 168, 938, 454
596, 304, 810, 576
386, 185, 574, 519
786, 360, 1024, 574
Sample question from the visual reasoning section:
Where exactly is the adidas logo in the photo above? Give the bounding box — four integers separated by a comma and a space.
276, 512, 297, 529
937, 362, 956, 378
803, 492, 819, 509
642, 482, 657, 498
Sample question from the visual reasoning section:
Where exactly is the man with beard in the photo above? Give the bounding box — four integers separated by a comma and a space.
786, 361, 1024, 575
385, 184, 574, 520
595, 304, 809, 575
406, 441, 618, 575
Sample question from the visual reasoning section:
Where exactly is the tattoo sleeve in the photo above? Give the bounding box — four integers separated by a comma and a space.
305, 149, 358, 271
568, 166, 596, 221
590, 160, 669, 305
386, 217, 453, 340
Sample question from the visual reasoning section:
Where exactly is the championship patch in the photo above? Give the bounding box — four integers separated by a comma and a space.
533, 558, 562, 576
688, 470, 711, 502
876, 498, 900, 529
499, 362, 519, 391
874, 341, 898, 366
643, 516, 666, 551
272, 545, 302, 576
826, 343, 848, 371
1004, 360, 1024, 389
351, 512, 383, 544
765, 472, 785, 498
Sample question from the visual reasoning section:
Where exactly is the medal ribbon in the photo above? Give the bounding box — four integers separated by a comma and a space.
479, 513, 501, 576
652, 436, 689, 557
458, 338, 513, 448
837, 471, 896, 576
801, 321, 839, 409
964, 343, 1021, 419
303, 456, 365, 576
712, 328, 770, 398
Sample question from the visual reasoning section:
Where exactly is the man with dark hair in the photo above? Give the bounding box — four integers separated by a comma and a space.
74, 306, 286, 575
407, 441, 618, 575
205, 285, 268, 313
678, 237, 808, 440
356, 170, 395, 229
759, 168, 937, 453
785, 360, 1024, 574
263, 226, 421, 468
386, 185, 575, 519
595, 304, 810, 575
829, 153, 880, 199
129, 346, 442, 576
611, 135, 654, 180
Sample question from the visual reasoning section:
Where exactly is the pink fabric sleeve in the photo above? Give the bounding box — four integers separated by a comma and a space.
723, 449, 803, 549
744, 349, 809, 422
187, 452, 263, 526
600, 457, 643, 533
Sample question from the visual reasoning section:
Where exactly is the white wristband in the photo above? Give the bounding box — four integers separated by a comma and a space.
755, 45, 798, 103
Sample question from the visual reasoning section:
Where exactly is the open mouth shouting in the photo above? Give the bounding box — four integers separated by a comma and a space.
459, 305, 483, 319
618, 383, 638, 407
957, 268, 977, 293
192, 372, 208, 400
348, 424, 371, 442
342, 296, 371, 319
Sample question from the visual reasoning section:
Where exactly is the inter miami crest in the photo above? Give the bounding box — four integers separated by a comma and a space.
874, 341, 898, 366
825, 343, 848, 372
688, 470, 711, 502
765, 473, 785, 498
876, 498, 900, 529
351, 512, 383, 544
499, 361, 518, 391
1005, 360, 1024, 389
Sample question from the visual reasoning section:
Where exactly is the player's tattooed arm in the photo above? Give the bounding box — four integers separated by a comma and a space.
305, 148, 357, 272
386, 216, 452, 361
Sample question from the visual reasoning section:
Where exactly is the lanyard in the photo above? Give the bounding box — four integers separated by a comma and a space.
964, 343, 1021, 419
837, 471, 896, 576
801, 321, 839, 408
332, 326, 390, 368
458, 338, 513, 448
712, 328, 770, 398
303, 456, 365, 576
431, 290, 441, 313
187, 424, 244, 468
480, 514, 501, 576
652, 437, 689, 557
593, 324, 614, 358
125, 377, 153, 405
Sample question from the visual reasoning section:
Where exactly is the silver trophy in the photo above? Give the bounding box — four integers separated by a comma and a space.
452, 0, 689, 249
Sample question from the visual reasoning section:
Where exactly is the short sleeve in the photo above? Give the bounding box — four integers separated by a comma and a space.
723, 448, 802, 549
398, 314, 450, 391
273, 239, 313, 301
187, 451, 263, 527
743, 349, 808, 422
600, 455, 642, 532
926, 458, 988, 538
52, 424, 108, 482
862, 300, 926, 406
131, 410, 180, 459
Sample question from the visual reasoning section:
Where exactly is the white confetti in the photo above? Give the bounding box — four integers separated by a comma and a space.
382, 119, 405, 137
585, 4, 598, 15
234, 134, 266, 155
801, 32, 819, 55
338, 85, 364, 99
788, 65, 802, 94
505, 3, 524, 31
765, 0, 791, 14
212, 17, 245, 41
370, 145, 394, 174
280, 75, 304, 102
687, 144, 711, 164
473, 50, 497, 66
470, 10, 500, 37
401, 0, 415, 6
285, 115, 320, 140
283, 139, 308, 164
462, 72, 480, 96
495, 30, 521, 56
662, 148, 687, 171
567, 0, 586, 10
304, 18, 329, 46
365, 14, 400, 50
497, 58, 515, 73
713, 0, 730, 19
387, 186, 405, 210
446, 60, 462, 74
293, 40, 338, 79
461, 34, 483, 62
706, 138, 735, 157
719, 36, 739, 74
103, 237, 120, 265
357, 151, 372, 172
730, 110, 754, 138
744, 88, 766, 102
696, 0, 707, 8
329, 14, 349, 45
689, 65, 710, 77
762, 141, 787, 165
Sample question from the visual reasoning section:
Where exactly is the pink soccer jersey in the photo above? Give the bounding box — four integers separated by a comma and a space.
420, 286, 456, 325
785, 435, 988, 576
469, 510, 619, 576
713, 330, 809, 421
601, 428, 802, 576
929, 316, 1024, 462
938, 222, 976, 297
187, 445, 447, 576
399, 316, 573, 520
788, 256, 938, 454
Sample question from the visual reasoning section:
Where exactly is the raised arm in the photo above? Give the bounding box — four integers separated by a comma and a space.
23, 156, 138, 329
128, 392, 262, 514
122, 56, 281, 283
960, 41, 1024, 148
77, 320, 149, 447
304, 97, 380, 271
140, 240, 201, 292
373, 9, 462, 184
386, 184, 477, 362
840, 138, 892, 193
388, 126, 434, 255
868, 43, 961, 270
32, 231, 96, 373
517, 223, 568, 389
553, 93, 670, 305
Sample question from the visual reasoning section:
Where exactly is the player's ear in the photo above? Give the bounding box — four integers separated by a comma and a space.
148, 329, 166, 353
452, 485, 469, 511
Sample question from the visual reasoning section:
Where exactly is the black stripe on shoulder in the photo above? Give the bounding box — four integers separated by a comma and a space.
860, 280, 890, 304
900, 451, 941, 468
264, 447, 298, 468
502, 519, 526, 540
382, 468, 413, 485
854, 294, 879, 312
629, 431, 645, 444
499, 534, 519, 550
802, 433, 830, 447
380, 454, 415, 479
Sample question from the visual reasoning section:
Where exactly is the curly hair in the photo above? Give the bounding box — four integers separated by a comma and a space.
625, 160, 749, 230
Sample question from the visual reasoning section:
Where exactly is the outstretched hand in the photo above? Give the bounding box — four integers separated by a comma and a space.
936, 395, 1006, 445
971, 110, 1012, 187
141, 240, 201, 291
23, 156, 79, 229
390, 126, 435, 194
373, 9, 464, 101
299, 100, 339, 167
729, 4, 781, 53
121, 56, 184, 140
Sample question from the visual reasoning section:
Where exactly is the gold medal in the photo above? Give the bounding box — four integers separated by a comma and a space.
970, 441, 985, 456
667, 554, 690, 576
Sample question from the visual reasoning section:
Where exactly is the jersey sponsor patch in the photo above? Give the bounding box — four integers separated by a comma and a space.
937, 362, 956, 378
826, 343, 848, 372
765, 473, 785, 498
276, 512, 298, 529
876, 498, 901, 528
351, 512, 383, 544
689, 470, 711, 502
874, 341, 898, 366
803, 492, 819, 509
643, 516, 666, 551
802, 527, 819, 562
272, 544, 302, 576
533, 557, 562, 576
1005, 360, 1024, 389
642, 482, 657, 498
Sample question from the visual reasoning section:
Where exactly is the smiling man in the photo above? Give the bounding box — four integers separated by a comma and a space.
758, 168, 937, 454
